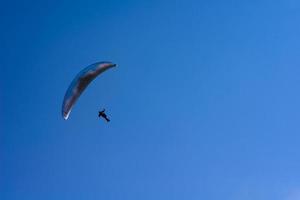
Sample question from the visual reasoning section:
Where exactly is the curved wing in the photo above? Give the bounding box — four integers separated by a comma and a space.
62, 61, 116, 120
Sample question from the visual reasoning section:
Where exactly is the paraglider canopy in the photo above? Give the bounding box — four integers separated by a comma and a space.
62, 61, 116, 120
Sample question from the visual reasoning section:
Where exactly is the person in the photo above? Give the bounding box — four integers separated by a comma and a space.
98, 109, 110, 122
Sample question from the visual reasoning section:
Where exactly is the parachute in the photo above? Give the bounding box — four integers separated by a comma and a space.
62, 61, 116, 120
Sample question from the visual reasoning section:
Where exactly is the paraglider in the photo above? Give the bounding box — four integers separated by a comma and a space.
62, 61, 116, 120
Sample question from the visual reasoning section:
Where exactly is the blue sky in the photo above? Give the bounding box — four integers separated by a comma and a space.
2, 0, 300, 199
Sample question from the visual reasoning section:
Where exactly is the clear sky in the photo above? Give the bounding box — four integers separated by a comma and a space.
2, 0, 300, 199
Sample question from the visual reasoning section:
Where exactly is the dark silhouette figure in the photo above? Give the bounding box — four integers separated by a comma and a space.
98, 109, 110, 122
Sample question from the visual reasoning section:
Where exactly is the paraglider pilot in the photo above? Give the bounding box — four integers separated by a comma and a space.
98, 109, 110, 122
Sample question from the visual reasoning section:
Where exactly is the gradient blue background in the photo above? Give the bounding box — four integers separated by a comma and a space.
2, 0, 300, 199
